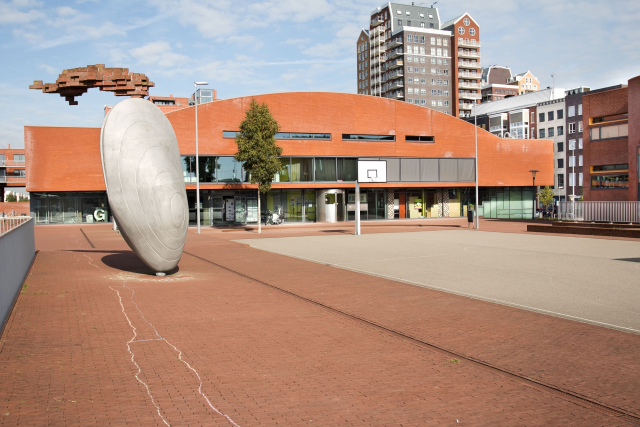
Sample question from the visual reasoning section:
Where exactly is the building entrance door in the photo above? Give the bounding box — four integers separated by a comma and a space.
234, 196, 247, 224
324, 193, 336, 222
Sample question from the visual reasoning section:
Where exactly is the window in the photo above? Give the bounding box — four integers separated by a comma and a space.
548, 111, 554, 121
579, 173, 583, 186
557, 141, 564, 152
458, 27, 465, 35
569, 156, 575, 167
437, 38, 442, 46
548, 127, 554, 137
437, 90, 442, 95
407, 98, 413, 103
342, 134, 395, 141
421, 99, 426, 106
568, 105, 575, 117
431, 58, 436, 64
579, 155, 583, 166
421, 67, 426, 73
569, 173, 575, 187
407, 66, 413, 73
431, 79, 436, 85
568, 123, 576, 134
437, 79, 442, 85
398, 19, 402, 26
531, 112, 535, 123
420, 12, 424, 17
578, 138, 583, 149
592, 164, 628, 172
443, 39, 448, 46
13, 154, 25, 163
443, 48, 448, 56
421, 89, 426, 95
444, 101, 449, 107
557, 109, 564, 119
420, 57, 426, 63
431, 100, 436, 106
558, 158, 564, 168
578, 104, 582, 115
539, 112, 545, 122
539, 129, 545, 138
443, 90, 449, 96
421, 78, 426, 84
273, 132, 331, 140
469, 28, 476, 36
438, 100, 443, 106
463, 17, 470, 26
420, 36, 425, 43
397, 9, 401, 14
408, 88, 413, 94
590, 124, 628, 140
568, 139, 575, 150
431, 89, 437, 95
406, 10, 410, 15
591, 174, 629, 189
557, 126, 564, 136
431, 68, 436, 74
406, 135, 435, 142
414, 99, 420, 105
430, 37, 435, 44
420, 46, 425, 54
407, 34, 412, 43
414, 35, 419, 43
430, 47, 436, 55
578, 122, 583, 132
407, 20, 411, 26
558, 174, 564, 189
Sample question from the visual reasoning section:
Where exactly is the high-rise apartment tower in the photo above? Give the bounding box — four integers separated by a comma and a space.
359, 2, 481, 118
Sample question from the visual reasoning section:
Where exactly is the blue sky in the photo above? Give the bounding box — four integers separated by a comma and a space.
1, 0, 639, 148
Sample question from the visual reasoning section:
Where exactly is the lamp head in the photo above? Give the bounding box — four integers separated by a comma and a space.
529, 169, 539, 179
194, 82, 208, 85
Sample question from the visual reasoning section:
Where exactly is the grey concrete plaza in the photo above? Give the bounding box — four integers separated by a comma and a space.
238, 230, 640, 333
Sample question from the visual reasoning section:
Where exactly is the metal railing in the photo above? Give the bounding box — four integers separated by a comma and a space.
558, 201, 640, 223
0, 176, 26, 183
0, 216, 31, 236
0, 160, 26, 167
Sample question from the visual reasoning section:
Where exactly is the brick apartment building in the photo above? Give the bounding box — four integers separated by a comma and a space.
361, 3, 481, 118
536, 98, 567, 200
0, 145, 28, 216
582, 78, 640, 202
481, 65, 518, 103
563, 86, 591, 200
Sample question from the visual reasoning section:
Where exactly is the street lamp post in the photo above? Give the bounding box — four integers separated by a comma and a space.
474, 104, 479, 230
194, 82, 209, 234
529, 169, 539, 220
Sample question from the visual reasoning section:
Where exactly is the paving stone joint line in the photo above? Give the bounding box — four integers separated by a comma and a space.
183, 249, 640, 426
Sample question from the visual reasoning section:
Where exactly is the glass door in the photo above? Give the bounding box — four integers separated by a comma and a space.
234, 196, 247, 224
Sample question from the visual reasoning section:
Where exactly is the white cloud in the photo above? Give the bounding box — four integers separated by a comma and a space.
0, 1, 45, 24
129, 41, 190, 68
37, 64, 59, 75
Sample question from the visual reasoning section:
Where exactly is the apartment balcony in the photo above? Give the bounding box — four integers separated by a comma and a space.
458, 60, 481, 69
388, 48, 403, 59
458, 38, 481, 48
0, 176, 26, 184
387, 59, 403, 70
0, 160, 25, 168
458, 81, 480, 89
388, 81, 404, 90
458, 92, 482, 100
374, 36, 385, 45
387, 70, 404, 80
458, 71, 480, 79
371, 17, 384, 27
388, 91, 404, 99
388, 38, 403, 48
457, 50, 480, 59
459, 102, 474, 110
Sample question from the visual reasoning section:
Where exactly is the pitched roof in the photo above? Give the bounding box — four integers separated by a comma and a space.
472, 88, 566, 116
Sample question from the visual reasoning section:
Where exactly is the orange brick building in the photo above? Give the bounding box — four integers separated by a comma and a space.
25, 92, 553, 225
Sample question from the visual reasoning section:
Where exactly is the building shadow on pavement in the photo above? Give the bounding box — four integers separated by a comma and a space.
101, 251, 180, 275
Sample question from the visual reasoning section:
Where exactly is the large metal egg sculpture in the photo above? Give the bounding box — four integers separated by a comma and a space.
100, 98, 188, 275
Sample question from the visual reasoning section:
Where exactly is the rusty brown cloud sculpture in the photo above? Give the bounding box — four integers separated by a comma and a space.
29, 64, 155, 105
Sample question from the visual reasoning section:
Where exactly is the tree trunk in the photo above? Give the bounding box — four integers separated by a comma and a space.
258, 187, 261, 234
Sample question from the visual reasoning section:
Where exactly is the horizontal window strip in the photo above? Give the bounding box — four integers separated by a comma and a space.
342, 134, 395, 141
222, 131, 331, 140
405, 135, 435, 143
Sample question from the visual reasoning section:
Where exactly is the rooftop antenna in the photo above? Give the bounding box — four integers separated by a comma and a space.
551, 72, 555, 100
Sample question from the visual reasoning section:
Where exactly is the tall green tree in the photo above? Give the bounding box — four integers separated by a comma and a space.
538, 186, 555, 217
234, 99, 283, 233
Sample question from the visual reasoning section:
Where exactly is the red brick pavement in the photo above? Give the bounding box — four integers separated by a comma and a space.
0, 224, 637, 426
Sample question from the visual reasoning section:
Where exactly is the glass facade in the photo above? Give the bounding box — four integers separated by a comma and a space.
263, 189, 316, 222
31, 192, 110, 224
478, 187, 534, 219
